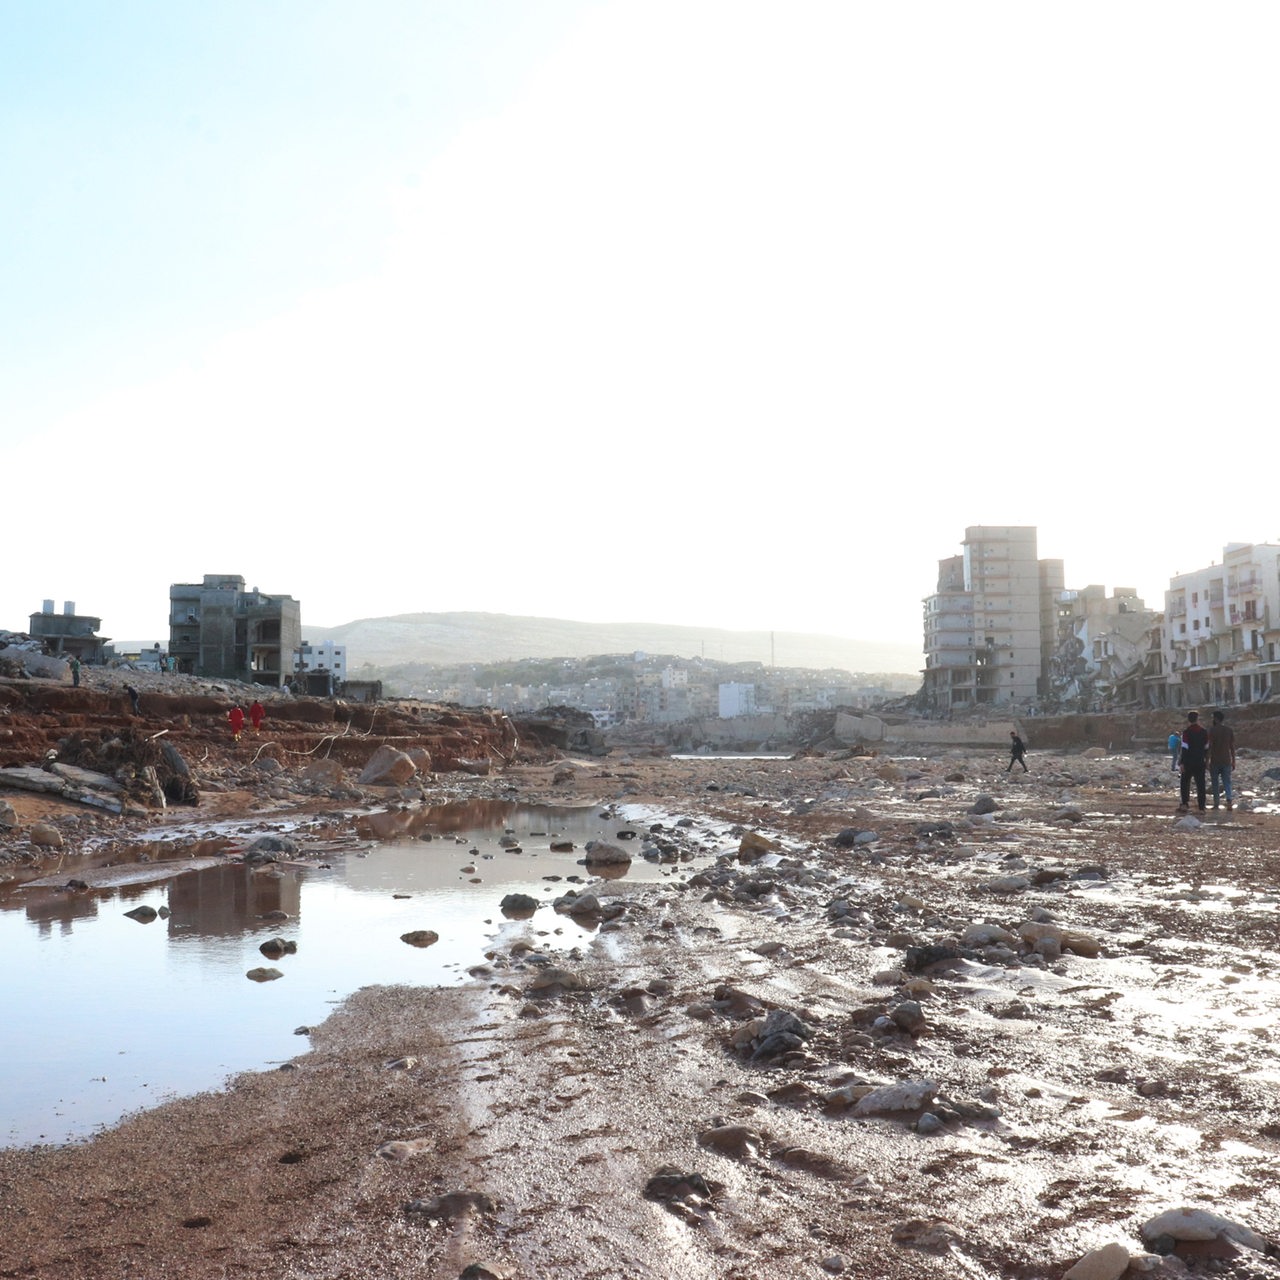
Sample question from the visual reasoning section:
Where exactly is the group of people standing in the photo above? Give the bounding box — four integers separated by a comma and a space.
1169, 709, 1236, 813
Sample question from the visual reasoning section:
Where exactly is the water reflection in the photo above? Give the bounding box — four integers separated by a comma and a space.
0, 800, 684, 1148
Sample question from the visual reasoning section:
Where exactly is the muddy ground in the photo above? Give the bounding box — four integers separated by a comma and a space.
1, 683, 1279, 1279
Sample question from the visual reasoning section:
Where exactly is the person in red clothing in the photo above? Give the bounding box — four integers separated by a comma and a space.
228, 704, 245, 743
1178, 710, 1209, 813
249, 700, 265, 734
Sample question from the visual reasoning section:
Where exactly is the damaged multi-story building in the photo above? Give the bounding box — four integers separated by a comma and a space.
1162, 542, 1280, 707
1049, 585, 1158, 710
923, 530, 1280, 713
168, 575, 301, 686
921, 526, 1063, 712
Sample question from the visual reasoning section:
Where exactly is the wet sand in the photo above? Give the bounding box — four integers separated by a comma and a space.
2, 749, 1279, 1278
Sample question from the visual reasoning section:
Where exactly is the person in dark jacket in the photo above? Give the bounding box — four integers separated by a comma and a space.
1178, 710, 1209, 813
1208, 709, 1236, 811
1007, 731, 1028, 772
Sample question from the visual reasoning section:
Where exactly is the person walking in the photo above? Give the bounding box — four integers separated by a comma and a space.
249, 700, 265, 734
124, 684, 141, 715
228, 704, 245, 744
1007, 730, 1028, 772
1178, 710, 1210, 813
1208, 709, 1236, 811
69, 656, 81, 688
1167, 729, 1181, 773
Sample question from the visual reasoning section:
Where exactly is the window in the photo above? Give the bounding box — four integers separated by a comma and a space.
1193, 620, 1200, 630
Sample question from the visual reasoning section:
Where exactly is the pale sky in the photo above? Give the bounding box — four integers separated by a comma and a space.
5, 2, 1278, 650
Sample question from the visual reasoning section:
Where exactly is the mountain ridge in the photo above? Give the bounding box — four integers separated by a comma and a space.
300, 611, 921, 675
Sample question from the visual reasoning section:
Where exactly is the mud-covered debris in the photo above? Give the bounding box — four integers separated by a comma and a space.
892, 1217, 964, 1254
696, 1125, 764, 1161
643, 1165, 719, 1221
259, 937, 297, 958
124, 905, 158, 923
245, 967, 283, 982
405, 1191, 496, 1223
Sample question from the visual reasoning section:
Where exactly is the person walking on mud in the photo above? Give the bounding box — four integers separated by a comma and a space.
249, 700, 265, 734
124, 684, 141, 715
1167, 729, 1181, 772
228, 704, 245, 744
1178, 710, 1209, 813
1007, 730, 1028, 772
1208, 709, 1236, 811
69, 656, 81, 688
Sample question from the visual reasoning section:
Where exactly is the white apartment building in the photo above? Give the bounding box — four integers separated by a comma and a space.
295, 639, 346, 678
1163, 542, 1280, 707
922, 526, 1063, 712
719, 682, 757, 718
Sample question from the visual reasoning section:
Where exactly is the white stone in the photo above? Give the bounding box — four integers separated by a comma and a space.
852, 1078, 937, 1116
1140, 1208, 1267, 1251
1063, 1241, 1131, 1280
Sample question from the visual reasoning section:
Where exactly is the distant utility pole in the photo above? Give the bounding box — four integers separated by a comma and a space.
770, 632, 775, 668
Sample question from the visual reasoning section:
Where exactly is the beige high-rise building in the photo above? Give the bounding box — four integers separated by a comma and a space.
922, 526, 1063, 711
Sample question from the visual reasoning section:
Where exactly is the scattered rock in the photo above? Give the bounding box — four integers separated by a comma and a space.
30, 822, 63, 849
246, 967, 283, 982
1063, 1241, 1131, 1280
401, 930, 440, 948
123, 905, 158, 923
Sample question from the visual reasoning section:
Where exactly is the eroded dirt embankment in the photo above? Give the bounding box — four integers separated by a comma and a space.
0, 677, 550, 775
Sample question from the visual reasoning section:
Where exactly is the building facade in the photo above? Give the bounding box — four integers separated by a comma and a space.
169, 575, 301, 686
922, 527, 1063, 712
1162, 542, 1280, 707
295, 640, 346, 680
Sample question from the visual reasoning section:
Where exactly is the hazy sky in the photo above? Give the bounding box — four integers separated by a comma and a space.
5, 2, 1278, 649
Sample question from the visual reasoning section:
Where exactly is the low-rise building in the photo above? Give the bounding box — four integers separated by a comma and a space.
27, 600, 108, 663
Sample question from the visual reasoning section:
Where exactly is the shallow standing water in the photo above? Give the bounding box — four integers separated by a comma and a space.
0, 800, 699, 1147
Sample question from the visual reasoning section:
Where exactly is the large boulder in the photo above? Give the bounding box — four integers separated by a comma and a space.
583, 840, 631, 866
405, 746, 433, 775
0, 801, 16, 829
30, 822, 63, 849
301, 758, 344, 785
358, 746, 417, 786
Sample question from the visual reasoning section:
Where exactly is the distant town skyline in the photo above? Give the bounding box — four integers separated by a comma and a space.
5, 3, 1278, 648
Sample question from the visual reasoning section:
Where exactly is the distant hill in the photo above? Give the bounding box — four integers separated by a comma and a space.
301, 612, 921, 676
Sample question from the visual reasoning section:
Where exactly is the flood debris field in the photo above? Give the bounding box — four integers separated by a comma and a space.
2, 741, 1280, 1279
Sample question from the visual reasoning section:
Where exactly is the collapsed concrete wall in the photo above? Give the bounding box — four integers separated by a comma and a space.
834, 712, 1017, 747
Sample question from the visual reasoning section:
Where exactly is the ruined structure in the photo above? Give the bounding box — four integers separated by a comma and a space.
27, 600, 108, 663
1048, 585, 1158, 710
168, 575, 301, 687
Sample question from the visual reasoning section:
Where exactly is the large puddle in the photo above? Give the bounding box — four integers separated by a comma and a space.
0, 800, 712, 1148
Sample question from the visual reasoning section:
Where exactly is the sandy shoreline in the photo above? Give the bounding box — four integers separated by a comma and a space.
3, 749, 1280, 1279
